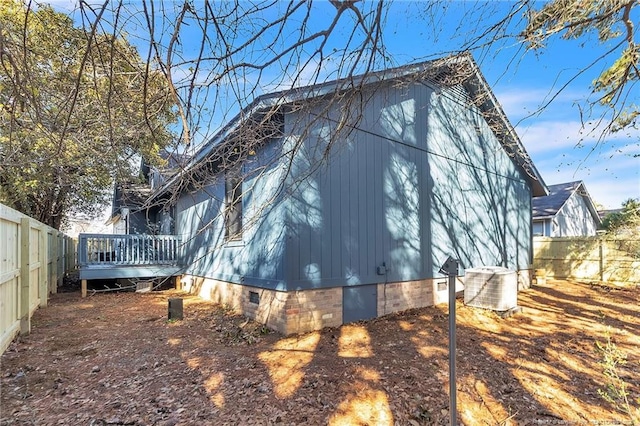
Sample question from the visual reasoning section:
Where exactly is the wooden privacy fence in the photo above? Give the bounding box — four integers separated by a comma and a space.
0, 203, 76, 355
533, 236, 640, 285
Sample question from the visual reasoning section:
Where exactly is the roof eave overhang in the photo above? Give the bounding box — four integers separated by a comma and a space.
460, 56, 548, 197
154, 53, 549, 199
575, 182, 603, 225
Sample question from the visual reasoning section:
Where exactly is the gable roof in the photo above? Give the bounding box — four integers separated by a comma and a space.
156, 52, 547, 198
532, 180, 602, 225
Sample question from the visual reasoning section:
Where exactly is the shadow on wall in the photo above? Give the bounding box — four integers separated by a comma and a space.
177, 184, 226, 277
177, 80, 533, 324
177, 141, 288, 288
427, 90, 529, 273
281, 82, 531, 313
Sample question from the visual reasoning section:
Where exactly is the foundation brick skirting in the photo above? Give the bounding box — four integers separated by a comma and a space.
180, 271, 528, 335
180, 276, 342, 335
376, 279, 437, 316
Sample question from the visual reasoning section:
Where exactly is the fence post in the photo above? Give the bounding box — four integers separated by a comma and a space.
57, 231, 63, 291
64, 237, 69, 271
60, 236, 65, 277
53, 231, 64, 293
19, 218, 31, 335
64, 236, 74, 272
598, 238, 604, 282
51, 231, 58, 294
63, 237, 68, 271
72, 238, 77, 270
39, 225, 48, 307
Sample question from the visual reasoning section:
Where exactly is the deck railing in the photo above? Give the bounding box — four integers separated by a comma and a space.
78, 234, 182, 267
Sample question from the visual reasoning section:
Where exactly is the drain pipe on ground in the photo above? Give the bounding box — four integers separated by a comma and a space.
439, 256, 460, 426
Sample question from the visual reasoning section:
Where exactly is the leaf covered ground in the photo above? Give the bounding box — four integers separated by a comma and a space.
1, 279, 639, 425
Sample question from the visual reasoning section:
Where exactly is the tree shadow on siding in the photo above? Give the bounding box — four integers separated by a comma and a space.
426, 92, 531, 273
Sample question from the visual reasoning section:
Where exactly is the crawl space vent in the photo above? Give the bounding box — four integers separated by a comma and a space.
136, 281, 153, 293
464, 266, 517, 311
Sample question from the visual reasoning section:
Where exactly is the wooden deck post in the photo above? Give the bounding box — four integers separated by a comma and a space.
81, 279, 87, 298
19, 218, 31, 335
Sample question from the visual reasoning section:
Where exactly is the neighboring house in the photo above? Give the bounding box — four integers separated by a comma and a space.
597, 208, 622, 222
147, 149, 190, 193
108, 150, 188, 235
143, 53, 546, 334
532, 181, 601, 237
107, 182, 153, 235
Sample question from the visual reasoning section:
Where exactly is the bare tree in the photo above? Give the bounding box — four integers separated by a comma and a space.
82, 0, 393, 250
3, 0, 636, 233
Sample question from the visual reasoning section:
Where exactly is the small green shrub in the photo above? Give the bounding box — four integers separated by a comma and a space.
595, 330, 639, 425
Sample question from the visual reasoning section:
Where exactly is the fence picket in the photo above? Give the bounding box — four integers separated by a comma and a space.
533, 236, 640, 285
0, 203, 76, 355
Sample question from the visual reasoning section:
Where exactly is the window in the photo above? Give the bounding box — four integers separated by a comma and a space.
532, 221, 544, 236
225, 172, 242, 241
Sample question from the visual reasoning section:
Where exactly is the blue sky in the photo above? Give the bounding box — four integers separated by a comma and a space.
49, 0, 639, 209
381, 1, 639, 209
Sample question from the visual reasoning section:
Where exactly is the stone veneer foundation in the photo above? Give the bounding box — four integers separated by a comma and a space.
180, 269, 532, 335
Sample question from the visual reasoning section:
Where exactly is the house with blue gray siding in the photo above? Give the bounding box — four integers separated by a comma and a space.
149, 53, 547, 334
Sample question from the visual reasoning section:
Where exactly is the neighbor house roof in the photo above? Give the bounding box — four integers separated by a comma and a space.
155, 52, 547, 198
106, 183, 152, 225
597, 208, 622, 221
532, 180, 602, 225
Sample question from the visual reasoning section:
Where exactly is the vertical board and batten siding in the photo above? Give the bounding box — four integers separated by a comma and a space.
0, 203, 76, 355
176, 78, 532, 293
426, 87, 531, 273
176, 182, 226, 277
176, 139, 288, 289
283, 81, 432, 289
283, 80, 531, 290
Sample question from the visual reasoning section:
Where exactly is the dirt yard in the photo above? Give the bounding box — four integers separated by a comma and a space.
1, 279, 638, 425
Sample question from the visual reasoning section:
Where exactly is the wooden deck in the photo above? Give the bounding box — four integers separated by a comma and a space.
78, 233, 183, 296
